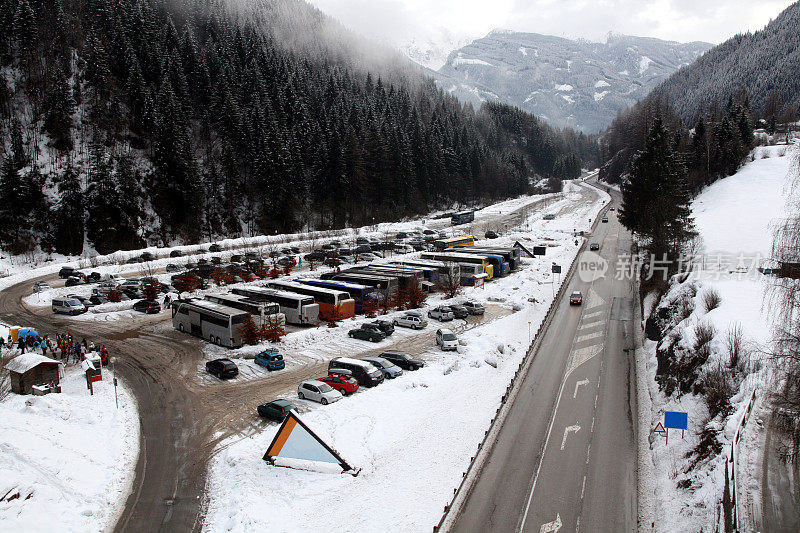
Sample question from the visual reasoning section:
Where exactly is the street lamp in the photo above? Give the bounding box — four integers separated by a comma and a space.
528, 321, 532, 345
110, 356, 118, 409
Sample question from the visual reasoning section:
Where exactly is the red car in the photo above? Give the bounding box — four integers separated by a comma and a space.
317, 372, 359, 395
569, 291, 583, 305
240, 272, 261, 282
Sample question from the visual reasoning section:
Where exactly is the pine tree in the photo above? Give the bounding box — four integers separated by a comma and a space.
85, 140, 120, 253
54, 163, 85, 255
44, 65, 75, 151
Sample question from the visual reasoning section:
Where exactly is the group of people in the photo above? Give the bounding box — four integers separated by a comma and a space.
1, 332, 110, 366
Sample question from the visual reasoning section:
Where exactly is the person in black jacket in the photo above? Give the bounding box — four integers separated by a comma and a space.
18, 336, 26, 354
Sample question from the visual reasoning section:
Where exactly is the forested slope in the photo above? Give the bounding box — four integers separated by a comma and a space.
0, 0, 592, 255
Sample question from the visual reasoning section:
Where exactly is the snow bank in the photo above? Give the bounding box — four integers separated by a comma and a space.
0, 366, 139, 532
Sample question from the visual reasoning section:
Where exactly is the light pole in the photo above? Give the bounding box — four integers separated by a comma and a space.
528, 321, 532, 345
110, 356, 118, 409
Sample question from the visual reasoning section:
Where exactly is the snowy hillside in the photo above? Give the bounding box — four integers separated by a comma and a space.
399, 28, 474, 71
434, 31, 711, 133
637, 145, 796, 532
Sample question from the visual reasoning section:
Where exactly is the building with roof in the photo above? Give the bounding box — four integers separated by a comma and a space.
5, 353, 63, 395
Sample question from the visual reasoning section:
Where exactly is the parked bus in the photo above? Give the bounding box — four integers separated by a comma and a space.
451, 210, 475, 225
364, 264, 425, 285
456, 246, 521, 271
231, 286, 319, 325
420, 251, 494, 280
320, 271, 398, 295
263, 280, 355, 320
171, 298, 249, 347
203, 294, 286, 327
349, 266, 418, 293
386, 261, 440, 285
434, 235, 475, 251
450, 249, 508, 276
295, 278, 376, 314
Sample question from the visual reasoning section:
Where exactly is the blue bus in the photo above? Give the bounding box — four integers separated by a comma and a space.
295, 278, 376, 314
451, 210, 475, 225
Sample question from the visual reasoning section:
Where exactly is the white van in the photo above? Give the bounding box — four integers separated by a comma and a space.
394, 244, 414, 254
102, 273, 124, 283
52, 297, 87, 315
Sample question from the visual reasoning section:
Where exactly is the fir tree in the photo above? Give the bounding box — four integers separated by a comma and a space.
54, 163, 85, 255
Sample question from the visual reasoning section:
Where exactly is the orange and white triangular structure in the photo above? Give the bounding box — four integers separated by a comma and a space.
263, 410, 357, 475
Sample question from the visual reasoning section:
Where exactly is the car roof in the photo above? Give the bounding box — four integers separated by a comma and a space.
381, 350, 410, 357
571, 291, 582, 296
439, 328, 454, 334
271, 399, 293, 407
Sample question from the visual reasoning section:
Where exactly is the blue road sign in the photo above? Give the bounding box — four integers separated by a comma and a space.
664, 411, 688, 430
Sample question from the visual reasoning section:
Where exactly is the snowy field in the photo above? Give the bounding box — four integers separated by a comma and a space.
637, 144, 796, 532
201, 182, 609, 532
0, 364, 139, 532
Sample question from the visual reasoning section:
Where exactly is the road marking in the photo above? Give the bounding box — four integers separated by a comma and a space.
573, 379, 590, 398
561, 424, 580, 450
566, 345, 601, 376
581, 476, 586, 499
587, 287, 605, 309
540, 513, 562, 533
581, 310, 604, 321
575, 330, 603, 343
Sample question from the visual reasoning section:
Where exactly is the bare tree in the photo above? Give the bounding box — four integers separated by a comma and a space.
440, 261, 462, 299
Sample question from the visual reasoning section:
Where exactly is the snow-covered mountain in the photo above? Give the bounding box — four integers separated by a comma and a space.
399, 29, 474, 72
434, 31, 712, 133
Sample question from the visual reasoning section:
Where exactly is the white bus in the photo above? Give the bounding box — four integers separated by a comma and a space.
203, 294, 286, 328
231, 286, 320, 325
171, 298, 249, 347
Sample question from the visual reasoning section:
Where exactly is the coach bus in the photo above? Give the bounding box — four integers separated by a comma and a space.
434, 235, 475, 251
450, 249, 508, 276
420, 251, 494, 280
321, 271, 399, 295
457, 246, 521, 271
231, 286, 319, 325
263, 280, 355, 320
203, 294, 286, 327
386, 261, 440, 285
349, 266, 418, 293
451, 210, 475, 225
171, 298, 249, 347
295, 278, 376, 314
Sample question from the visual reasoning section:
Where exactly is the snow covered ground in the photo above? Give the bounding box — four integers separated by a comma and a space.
0, 362, 139, 532
201, 182, 609, 532
637, 144, 796, 532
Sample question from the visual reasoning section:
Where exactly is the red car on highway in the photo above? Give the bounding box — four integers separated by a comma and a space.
569, 291, 583, 305
317, 371, 359, 395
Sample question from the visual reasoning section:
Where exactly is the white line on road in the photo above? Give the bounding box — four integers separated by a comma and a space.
575, 330, 603, 343
573, 379, 590, 398
561, 424, 581, 450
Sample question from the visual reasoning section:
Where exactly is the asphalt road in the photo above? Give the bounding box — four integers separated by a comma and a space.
0, 189, 566, 532
451, 187, 638, 533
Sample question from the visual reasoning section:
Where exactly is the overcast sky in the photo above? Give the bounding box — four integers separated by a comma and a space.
307, 0, 795, 46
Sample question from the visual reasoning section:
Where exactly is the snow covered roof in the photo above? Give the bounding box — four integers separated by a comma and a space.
5, 353, 62, 374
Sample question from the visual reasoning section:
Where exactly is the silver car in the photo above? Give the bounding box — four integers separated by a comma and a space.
436, 328, 458, 351
33, 281, 52, 293
297, 380, 342, 405
362, 356, 404, 379
428, 306, 455, 321
393, 312, 428, 330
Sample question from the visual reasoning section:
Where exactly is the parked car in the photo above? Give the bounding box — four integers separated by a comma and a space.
379, 350, 424, 370
589, 243, 600, 251
133, 299, 161, 314
65, 276, 85, 287
317, 371, 359, 395
428, 306, 455, 321
126, 256, 144, 264
449, 304, 469, 319
362, 356, 403, 379
461, 301, 485, 315
120, 279, 143, 291
329, 357, 384, 387
209, 244, 222, 252
485, 230, 499, 239
298, 380, 342, 405
89, 294, 109, 306
276, 256, 296, 267
304, 251, 326, 261
569, 291, 583, 305
396, 232, 408, 240
543, 214, 556, 220
140, 252, 155, 261
254, 349, 285, 371
348, 325, 385, 342
170, 250, 184, 257
166, 263, 182, 272
353, 244, 372, 254
66, 294, 93, 307
33, 281, 52, 292
102, 273, 124, 284
86, 272, 102, 283
257, 399, 295, 421
324, 257, 349, 267
97, 280, 120, 291
394, 244, 414, 254
357, 252, 378, 262
52, 297, 87, 315
58, 266, 78, 278
206, 358, 238, 379
609, 206, 615, 211
369, 319, 394, 336
393, 312, 428, 330
436, 328, 458, 351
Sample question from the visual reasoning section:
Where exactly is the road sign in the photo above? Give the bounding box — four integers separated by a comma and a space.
652, 422, 666, 435
551, 264, 561, 274
664, 411, 688, 430
533, 246, 546, 256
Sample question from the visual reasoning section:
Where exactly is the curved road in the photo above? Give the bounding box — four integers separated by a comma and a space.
0, 190, 572, 531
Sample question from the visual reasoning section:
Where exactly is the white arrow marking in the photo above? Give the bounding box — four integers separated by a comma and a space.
560, 424, 580, 450
573, 379, 590, 398
540, 513, 562, 533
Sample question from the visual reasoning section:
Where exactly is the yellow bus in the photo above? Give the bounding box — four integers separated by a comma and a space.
433, 235, 475, 251
420, 251, 494, 280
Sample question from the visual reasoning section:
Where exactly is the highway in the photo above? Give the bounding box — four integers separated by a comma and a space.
451, 187, 638, 533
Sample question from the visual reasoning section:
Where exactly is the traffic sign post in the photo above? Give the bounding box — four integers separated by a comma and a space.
663, 411, 688, 443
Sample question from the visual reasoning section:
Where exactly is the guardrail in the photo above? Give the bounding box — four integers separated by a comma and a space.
433, 183, 610, 532
721, 388, 758, 532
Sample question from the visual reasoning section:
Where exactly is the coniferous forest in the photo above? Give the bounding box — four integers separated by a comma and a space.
0, 0, 596, 255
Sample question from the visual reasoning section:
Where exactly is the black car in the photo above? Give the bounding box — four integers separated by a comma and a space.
65, 276, 85, 287
369, 319, 395, 336
66, 293, 94, 307
140, 252, 155, 261
485, 230, 499, 239
230, 254, 244, 263
206, 358, 239, 379
280, 248, 292, 255
290, 246, 301, 254
304, 251, 325, 261
449, 304, 469, 319
87, 272, 102, 283
59, 266, 78, 279
170, 250, 184, 258
211, 256, 222, 264
133, 299, 161, 314
353, 244, 372, 254
89, 294, 109, 305
209, 244, 222, 252
379, 350, 425, 370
